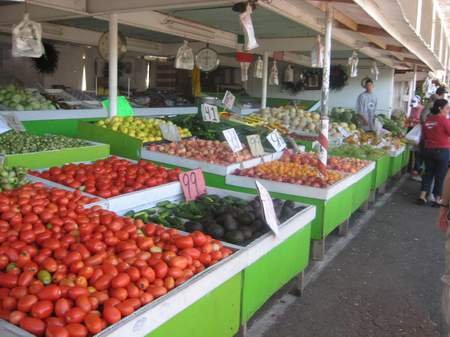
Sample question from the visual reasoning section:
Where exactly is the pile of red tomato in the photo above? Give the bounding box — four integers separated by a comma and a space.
31, 157, 182, 198
0, 183, 232, 337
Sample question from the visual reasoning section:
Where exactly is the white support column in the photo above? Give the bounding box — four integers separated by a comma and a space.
108, 13, 118, 117
321, 5, 332, 118
416, 0, 422, 34
412, 64, 418, 95
261, 51, 269, 109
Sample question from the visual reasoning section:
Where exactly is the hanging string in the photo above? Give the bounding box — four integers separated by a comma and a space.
24, 0, 29, 14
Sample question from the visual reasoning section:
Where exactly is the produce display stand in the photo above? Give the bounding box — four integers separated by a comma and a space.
1, 141, 109, 169
225, 162, 375, 260
401, 145, 411, 171
388, 146, 406, 177
350, 166, 374, 213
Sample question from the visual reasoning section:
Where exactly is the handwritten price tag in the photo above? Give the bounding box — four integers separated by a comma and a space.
201, 103, 220, 123
255, 181, 279, 236
266, 130, 286, 152
222, 90, 236, 110
0, 114, 24, 132
178, 169, 207, 201
337, 126, 350, 138
246, 134, 265, 157
223, 128, 243, 153
160, 123, 181, 142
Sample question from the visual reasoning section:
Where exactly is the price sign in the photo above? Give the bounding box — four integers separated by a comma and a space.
266, 130, 286, 152
255, 180, 279, 236
160, 123, 181, 142
0, 114, 24, 132
337, 126, 350, 138
178, 169, 207, 201
223, 128, 243, 153
201, 103, 220, 123
222, 90, 236, 110
246, 134, 265, 157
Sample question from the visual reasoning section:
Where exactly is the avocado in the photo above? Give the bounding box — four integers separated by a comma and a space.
184, 221, 203, 232
225, 230, 245, 244
239, 214, 253, 226
223, 214, 238, 231
206, 223, 225, 239
240, 226, 253, 240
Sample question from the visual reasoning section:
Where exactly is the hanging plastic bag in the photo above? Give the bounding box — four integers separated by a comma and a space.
175, 40, 194, 70
269, 61, 279, 86
348, 51, 359, 78
405, 124, 422, 145
12, 14, 44, 58
284, 65, 294, 83
311, 35, 324, 68
254, 56, 263, 79
236, 52, 254, 82
240, 62, 250, 82
240, 4, 259, 51
370, 61, 379, 81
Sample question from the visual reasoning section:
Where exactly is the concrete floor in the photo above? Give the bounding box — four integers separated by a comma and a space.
248, 179, 446, 337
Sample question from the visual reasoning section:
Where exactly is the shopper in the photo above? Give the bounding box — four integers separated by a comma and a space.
422, 86, 448, 122
417, 99, 450, 206
356, 78, 377, 131
408, 95, 425, 180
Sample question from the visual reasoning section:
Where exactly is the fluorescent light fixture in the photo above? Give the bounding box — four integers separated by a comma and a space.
81, 54, 87, 92
145, 61, 150, 89
163, 18, 216, 40
143, 55, 169, 62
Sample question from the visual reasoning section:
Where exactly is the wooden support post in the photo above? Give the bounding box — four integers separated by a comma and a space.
360, 200, 370, 212
338, 218, 349, 236
312, 239, 325, 261
293, 271, 305, 297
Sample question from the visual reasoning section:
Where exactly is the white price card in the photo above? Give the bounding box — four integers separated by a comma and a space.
0, 114, 24, 133
255, 180, 279, 236
246, 134, 265, 157
337, 126, 350, 138
222, 90, 236, 110
201, 103, 220, 123
160, 123, 181, 142
266, 130, 286, 152
223, 128, 243, 153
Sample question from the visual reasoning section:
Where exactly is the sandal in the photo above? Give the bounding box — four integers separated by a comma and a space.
416, 198, 427, 205
431, 201, 441, 208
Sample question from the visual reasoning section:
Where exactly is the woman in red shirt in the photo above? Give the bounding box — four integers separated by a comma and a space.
418, 99, 450, 205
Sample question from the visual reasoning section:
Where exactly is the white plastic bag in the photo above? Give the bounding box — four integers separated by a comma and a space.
12, 14, 44, 58
284, 65, 294, 83
269, 61, 279, 86
405, 124, 422, 145
240, 4, 259, 51
175, 40, 194, 70
254, 56, 263, 79
371, 61, 379, 81
348, 51, 359, 78
311, 35, 324, 68
240, 62, 250, 82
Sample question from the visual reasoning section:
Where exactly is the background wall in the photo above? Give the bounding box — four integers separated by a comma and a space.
246, 62, 395, 114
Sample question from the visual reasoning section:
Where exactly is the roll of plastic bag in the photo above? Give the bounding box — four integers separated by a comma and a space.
241, 62, 250, 82
284, 65, 294, 83
175, 40, 194, 70
12, 14, 44, 58
240, 4, 259, 51
311, 35, 324, 68
269, 61, 279, 86
254, 56, 263, 79
348, 51, 359, 78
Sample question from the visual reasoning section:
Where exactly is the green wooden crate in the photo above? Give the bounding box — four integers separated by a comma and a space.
148, 274, 242, 337
351, 170, 373, 213
2, 143, 109, 169
402, 146, 411, 168
23, 118, 101, 137
295, 139, 314, 151
78, 121, 142, 160
372, 155, 390, 190
389, 149, 405, 176
241, 223, 311, 322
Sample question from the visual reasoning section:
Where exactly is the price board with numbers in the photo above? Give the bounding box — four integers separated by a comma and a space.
255, 180, 279, 236
246, 134, 265, 157
0, 114, 24, 133
223, 128, 243, 153
201, 103, 220, 123
178, 169, 207, 201
222, 90, 236, 110
160, 123, 181, 142
266, 130, 286, 152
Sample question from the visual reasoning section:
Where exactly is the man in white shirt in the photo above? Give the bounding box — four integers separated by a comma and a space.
356, 79, 378, 131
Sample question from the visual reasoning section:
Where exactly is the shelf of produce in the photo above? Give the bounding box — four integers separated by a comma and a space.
1, 141, 109, 169
119, 186, 315, 326
389, 147, 406, 177
141, 149, 282, 176
225, 163, 374, 241
134, 107, 197, 117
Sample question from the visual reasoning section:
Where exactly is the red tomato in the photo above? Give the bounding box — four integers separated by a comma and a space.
0, 273, 18, 288
180, 248, 201, 260
103, 305, 121, 324
68, 286, 88, 300
54, 298, 72, 317
46, 317, 65, 329
8, 310, 25, 325
66, 323, 88, 337
111, 273, 130, 288
2, 296, 17, 310
31, 300, 54, 319
20, 316, 46, 336
75, 295, 92, 313
38, 284, 62, 301
168, 256, 188, 269
154, 261, 168, 279
84, 312, 103, 334
147, 285, 167, 298
110, 287, 128, 301
65, 307, 86, 324
46, 326, 69, 337
174, 236, 194, 249
17, 294, 38, 312
192, 231, 207, 246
